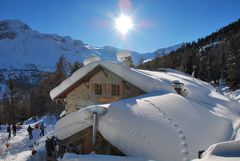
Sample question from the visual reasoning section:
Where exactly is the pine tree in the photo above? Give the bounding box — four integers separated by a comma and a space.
70, 61, 83, 74
227, 39, 240, 89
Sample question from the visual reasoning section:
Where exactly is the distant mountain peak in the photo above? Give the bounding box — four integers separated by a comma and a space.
153, 43, 185, 56
0, 19, 182, 69
0, 19, 32, 32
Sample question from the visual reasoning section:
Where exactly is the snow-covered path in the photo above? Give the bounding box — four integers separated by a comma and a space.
0, 116, 56, 161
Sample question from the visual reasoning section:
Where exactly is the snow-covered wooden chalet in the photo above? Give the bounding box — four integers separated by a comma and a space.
49, 55, 240, 161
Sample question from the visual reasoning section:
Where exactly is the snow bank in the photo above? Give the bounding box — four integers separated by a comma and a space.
193, 140, 240, 161
60, 153, 151, 161
216, 85, 240, 103
229, 90, 240, 102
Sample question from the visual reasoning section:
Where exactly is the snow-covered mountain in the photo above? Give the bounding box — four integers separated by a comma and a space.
0, 19, 182, 69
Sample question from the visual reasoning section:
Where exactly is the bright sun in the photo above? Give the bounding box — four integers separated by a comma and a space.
115, 14, 133, 35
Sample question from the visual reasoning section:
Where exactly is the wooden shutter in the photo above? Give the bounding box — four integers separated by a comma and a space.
91, 83, 95, 93
102, 84, 106, 93
108, 84, 112, 94
120, 83, 124, 96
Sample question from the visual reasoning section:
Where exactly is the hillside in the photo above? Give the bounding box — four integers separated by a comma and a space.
139, 19, 240, 89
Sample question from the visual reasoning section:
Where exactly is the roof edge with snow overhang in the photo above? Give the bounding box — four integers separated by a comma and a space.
49, 61, 167, 100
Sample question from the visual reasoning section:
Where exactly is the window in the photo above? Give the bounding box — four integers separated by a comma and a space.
111, 84, 120, 96
95, 84, 102, 95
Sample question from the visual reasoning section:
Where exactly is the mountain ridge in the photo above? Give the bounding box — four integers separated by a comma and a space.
0, 19, 182, 69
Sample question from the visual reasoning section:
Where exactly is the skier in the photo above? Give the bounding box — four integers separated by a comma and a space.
7, 124, 11, 138
12, 124, 17, 136
39, 122, 45, 136
27, 125, 33, 140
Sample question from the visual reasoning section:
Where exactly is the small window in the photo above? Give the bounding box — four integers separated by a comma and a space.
95, 84, 102, 95
111, 84, 120, 96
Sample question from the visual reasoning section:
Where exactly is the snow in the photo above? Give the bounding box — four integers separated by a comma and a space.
1, 63, 240, 161
216, 85, 240, 102
229, 90, 240, 102
60, 153, 151, 161
193, 140, 240, 161
54, 108, 92, 140
60, 110, 66, 118
0, 116, 56, 161
199, 41, 221, 52
142, 58, 152, 63
98, 92, 234, 161
53, 62, 240, 161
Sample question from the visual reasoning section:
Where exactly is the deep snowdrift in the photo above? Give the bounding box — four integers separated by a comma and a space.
98, 91, 233, 161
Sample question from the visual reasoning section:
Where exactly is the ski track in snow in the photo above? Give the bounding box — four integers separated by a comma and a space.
141, 99, 190, 161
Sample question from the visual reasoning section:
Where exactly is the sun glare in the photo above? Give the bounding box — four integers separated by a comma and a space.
115, 14, 133, 35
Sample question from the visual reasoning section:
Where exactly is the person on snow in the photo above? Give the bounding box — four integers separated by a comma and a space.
39, 122, 45, 136
12, 124, 17, 136
27, 125, 33, 140
7, 124, 11, 138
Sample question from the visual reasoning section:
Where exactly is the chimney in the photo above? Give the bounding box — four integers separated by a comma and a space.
83, 56, 100, 66
117, 50, 132, 67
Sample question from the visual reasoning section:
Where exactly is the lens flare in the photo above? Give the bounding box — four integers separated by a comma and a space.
115, 14, 133, 35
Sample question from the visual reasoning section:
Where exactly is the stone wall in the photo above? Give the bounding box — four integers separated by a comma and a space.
65, 68, 144, 113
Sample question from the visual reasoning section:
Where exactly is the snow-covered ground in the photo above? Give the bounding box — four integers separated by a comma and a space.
217, 85, 240, 102
0, 116, 56, 161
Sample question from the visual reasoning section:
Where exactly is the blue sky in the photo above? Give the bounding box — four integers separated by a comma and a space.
0, 0, 239, 53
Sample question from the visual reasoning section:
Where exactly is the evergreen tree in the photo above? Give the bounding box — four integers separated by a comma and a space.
70, 61, 83, 74
227, 38, 240, 89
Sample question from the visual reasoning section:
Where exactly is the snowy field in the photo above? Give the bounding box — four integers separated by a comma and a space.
0, 116, 56, 161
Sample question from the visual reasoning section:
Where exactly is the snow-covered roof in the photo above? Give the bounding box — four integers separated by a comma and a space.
54, 67, 240, 161
50, 61, 176, 100
55, 89, 240, 161
53, 60, 240, 161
